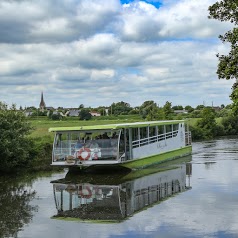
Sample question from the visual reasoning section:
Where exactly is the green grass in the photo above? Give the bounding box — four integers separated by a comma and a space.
28, 115, 143, 138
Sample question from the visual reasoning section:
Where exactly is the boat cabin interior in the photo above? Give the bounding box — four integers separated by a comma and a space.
51, 121, 191, 165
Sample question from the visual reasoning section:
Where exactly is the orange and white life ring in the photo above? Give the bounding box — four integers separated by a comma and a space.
77, 147, 91, 160
78, 186, 92, 199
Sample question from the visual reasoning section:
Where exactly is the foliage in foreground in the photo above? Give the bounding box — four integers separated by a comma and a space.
208, 1, 238, 113
0, 102, 56, 173
0, 103, 34, 172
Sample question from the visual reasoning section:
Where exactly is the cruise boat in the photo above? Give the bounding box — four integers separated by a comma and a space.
51, 160, 192, 222
49, 120, 192, 170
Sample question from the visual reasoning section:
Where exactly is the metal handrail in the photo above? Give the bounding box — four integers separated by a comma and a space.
185, 131, 192, 145
132, 130, 179, 148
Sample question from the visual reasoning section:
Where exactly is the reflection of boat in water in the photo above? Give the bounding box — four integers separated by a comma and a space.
51, 159, 192, 222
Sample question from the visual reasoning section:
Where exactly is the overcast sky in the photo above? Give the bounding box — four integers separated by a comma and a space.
0, 0, 235, 109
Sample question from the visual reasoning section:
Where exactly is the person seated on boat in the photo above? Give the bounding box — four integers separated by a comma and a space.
112, 132, 118, 138
75, 139, 83, 149
102, 132, 109, 139
89, 140, 99, 149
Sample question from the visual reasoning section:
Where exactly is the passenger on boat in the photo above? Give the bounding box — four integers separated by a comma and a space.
102, 132, 109, 139
112, 132, 118, 138
96, 135, 102, 139
88, 140, 99, 149
75, 139, 83, 149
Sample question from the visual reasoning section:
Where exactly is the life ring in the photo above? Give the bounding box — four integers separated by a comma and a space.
77, 147, 91, 160
78, 186, 92, 199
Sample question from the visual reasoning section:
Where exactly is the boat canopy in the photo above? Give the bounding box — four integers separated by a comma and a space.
49, 120, 186, 132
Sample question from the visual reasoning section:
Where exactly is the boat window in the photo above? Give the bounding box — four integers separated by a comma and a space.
140, 127, 147, 139
173, 124, 179, 131
132, 128, 139, 142
149, 126, 156, 137
83, 130, 120, 160
166, 125, 172, 133
158, 126, 164, 135
53, 130, 121, 162
149, 126, 157, 144
119, 130, 125, 158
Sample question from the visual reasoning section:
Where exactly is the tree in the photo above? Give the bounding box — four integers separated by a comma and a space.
0, 102, 34, 172
208, 1, 238, 113
110, 101, 132, 115
156, 108, 166, 120
217, 108, 230, 117
197, 107, 220, 139
47, 110, 53, 119
79, 108, 92, 120
25, 106, 37, 110
97, 107, 106, 116
221, 113, 238, 135
230, 85, 238, 114
190, 110, 202, 118
51, 113, 62, 120
129, 107, 139, 115
79, 104, 84, 109
31, 109, 47, 117
196, 105, 205, 110
146, 106, 160, 121
139, 101, 158, 119
163, 101, 173, 119
185, 105, 194, 113
172, 105, 183, 110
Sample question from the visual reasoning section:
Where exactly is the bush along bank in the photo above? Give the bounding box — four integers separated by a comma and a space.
25, 136, 62, 172
189, 110, 238, 141
0, 135, 62, 174
0, 103, 63, 174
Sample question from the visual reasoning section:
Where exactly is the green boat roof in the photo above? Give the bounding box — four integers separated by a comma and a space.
48, 120, 185, 132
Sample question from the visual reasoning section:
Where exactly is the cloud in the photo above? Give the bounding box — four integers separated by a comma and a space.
118, 0, 232, 41
0, 0, 121, 43
0, 0, 235, 108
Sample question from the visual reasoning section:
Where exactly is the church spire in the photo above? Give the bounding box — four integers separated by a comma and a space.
39, 91, 46, 111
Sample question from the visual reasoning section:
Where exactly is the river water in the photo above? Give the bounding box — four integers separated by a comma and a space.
1, 137, 238, 238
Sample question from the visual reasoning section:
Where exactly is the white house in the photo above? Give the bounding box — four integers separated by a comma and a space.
90, 111, 101, 117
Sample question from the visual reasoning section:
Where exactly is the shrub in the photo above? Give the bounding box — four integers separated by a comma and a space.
0, 103, 34, 172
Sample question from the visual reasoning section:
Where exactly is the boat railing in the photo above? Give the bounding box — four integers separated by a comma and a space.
185, 131, 192, 145
53, 139, 118, 161
132, 130, 178, 148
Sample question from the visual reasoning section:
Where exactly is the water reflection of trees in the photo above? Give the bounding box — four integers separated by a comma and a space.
0, 174, 38, 238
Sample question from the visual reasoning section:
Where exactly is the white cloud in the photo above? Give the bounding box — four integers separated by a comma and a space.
0, 0, 235, 108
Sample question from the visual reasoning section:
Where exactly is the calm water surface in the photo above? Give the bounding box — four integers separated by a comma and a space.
1, 137, 238, 238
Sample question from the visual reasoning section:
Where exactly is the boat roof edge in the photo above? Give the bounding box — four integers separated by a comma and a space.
48, 120, 187, 132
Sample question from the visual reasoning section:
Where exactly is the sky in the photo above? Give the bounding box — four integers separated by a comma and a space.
0, 0, 235, 109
